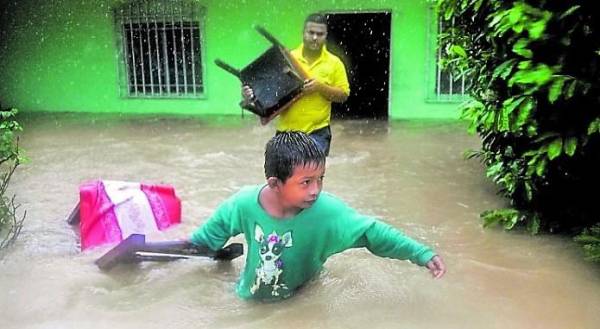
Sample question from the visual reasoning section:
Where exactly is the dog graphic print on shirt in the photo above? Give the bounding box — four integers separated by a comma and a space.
250, 224, 293, 297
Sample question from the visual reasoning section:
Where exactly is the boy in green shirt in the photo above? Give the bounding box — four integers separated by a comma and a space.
190, 132, 446, 301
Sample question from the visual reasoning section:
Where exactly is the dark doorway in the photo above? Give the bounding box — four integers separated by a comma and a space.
325, 12, 391, 119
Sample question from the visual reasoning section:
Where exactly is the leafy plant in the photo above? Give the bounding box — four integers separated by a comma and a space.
574, 225, 600, 263
438, 0, 599, 261
0, 106, 26, 251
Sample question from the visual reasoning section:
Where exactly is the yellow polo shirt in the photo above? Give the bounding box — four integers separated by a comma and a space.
276, 44, 350, 133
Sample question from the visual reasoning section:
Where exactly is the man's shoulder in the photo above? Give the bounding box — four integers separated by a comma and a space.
290, 45, 303, 59
323, 48, 341, 60
322, 49, 346, 68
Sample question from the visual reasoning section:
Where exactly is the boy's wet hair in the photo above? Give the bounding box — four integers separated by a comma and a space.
264, 131, 326, 182
304, 13, 328, 28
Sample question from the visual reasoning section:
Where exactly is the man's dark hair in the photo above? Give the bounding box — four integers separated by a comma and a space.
264, 131, 326, 182
304, 13, 328, 28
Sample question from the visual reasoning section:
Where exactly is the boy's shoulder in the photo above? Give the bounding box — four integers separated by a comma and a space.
215, 185, 262, 213
228, 185, 262, 201
316, 190, 352, 210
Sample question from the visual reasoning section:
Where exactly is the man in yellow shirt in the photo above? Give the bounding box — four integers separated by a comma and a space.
243, 13, 350, 155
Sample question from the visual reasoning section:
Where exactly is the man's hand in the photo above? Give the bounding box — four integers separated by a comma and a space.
303, 79, 348, 103
241, 85, 255, 107
302, 78, 322, 94
426, 255, 446, 279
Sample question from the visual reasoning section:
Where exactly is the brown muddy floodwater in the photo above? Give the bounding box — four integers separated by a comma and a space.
1, 113, 599, 329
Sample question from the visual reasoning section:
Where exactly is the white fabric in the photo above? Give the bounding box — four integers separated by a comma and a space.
103, 180, 160, 238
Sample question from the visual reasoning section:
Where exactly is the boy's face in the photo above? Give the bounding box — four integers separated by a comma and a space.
278, 162, 325, 209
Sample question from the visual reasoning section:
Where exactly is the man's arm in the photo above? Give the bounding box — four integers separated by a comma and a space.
305, 56, 350, 103
303, 79, 349, 103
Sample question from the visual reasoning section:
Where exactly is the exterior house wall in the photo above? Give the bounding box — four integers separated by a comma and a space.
0, 0, 459, 119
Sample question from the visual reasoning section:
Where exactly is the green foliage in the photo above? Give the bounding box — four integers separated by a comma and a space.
481, 208, 540, 234
438, 0, 600, 260
0, 106, 25, 251
574, 225, 600, 263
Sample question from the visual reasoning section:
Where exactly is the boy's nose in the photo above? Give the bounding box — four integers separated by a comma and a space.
309, 184, 320, 197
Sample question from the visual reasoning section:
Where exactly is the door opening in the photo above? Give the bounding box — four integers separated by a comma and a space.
325, 12, 391, 120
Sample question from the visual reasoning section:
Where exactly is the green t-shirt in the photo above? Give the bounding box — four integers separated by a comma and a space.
190, 185, 436, 301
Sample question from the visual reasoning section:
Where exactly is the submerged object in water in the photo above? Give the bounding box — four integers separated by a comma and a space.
95, 234, 244, 271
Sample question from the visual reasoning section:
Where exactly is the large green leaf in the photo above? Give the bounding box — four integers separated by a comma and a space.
502, 96, 526, 115
524, 181, 533, 201
548, 77, 566, 103
493, 59, 517, 80
512, 38, 533, 58
499, 108, 511, 131
515, 97, 535, 128
509, 64, 553, 87
547, 137, 563, 160
481, 208, 520, 229
566, 80, 577, 99
508, 4, 524, 24
489, 10, 509, 28
536, 158, 547, 177
450, 45, 468, 58
528, 20, 547, 40
587, 118, 600, 135
564, 137, 577, 156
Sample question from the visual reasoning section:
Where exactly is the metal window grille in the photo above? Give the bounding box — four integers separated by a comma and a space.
435, 17, 469, 100
114, 0, 204, 98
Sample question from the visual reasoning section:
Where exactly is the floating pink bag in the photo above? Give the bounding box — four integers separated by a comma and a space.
77, 180, 181, 250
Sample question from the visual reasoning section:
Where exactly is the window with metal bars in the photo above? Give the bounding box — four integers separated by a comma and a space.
114, 0, 204, 98
433, 15, 470, 101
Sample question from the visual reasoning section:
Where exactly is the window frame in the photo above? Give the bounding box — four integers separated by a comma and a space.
426, 6, 470, 103
113, 0, 207, 99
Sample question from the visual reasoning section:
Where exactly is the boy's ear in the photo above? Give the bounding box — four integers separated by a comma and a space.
267, 176, 280, 189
